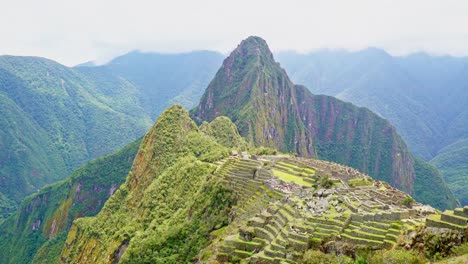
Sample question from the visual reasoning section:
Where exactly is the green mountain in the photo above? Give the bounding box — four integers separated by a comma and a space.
192, 36, 458, 209
276, 50, 468, 204
431, 139, 468, 205
0, 138, 140, 264
60, 105, 467, 263
0, 56, 149, 219
60, 105, 238, 263
0, 51, 222, 219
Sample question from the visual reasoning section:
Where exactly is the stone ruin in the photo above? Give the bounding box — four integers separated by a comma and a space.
209, 155, 466, 263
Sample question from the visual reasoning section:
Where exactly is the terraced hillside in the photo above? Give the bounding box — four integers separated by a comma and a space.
426, 206, 468, 232
202, 155, 466, 263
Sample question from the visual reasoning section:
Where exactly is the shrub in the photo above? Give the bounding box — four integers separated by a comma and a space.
320, 176, 334, 189
450, 242, 468, 256
250, 147, 278, 155
401, 197, 415, 207
368, 249, 426, 264
423, 231, 464, 260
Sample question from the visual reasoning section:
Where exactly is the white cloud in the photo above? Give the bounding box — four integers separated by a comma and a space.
1, 0, 467, 65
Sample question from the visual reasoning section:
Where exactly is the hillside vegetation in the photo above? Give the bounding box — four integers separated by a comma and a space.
0, 139, 140, 263
61, 105, 239, 263
431, 139, 468, 205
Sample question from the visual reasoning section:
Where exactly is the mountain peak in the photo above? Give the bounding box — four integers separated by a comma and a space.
227, 36, 274, 65
128, 104, 198, 190
238, 36, 270, 50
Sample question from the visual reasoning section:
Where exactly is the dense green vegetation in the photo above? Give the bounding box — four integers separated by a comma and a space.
192, 36, 458, 209
0, 37, 464, 262
0, 56, 150, 218
413, 158, 460, 209
431, 139, 468, 205
0, 193, 15, 221
0, 77, 67, 219
61, 105, 236, 263
45, 104, 467, 263
199, 116, 247, 149
0, 138, 140, 264
119, 159, 233, 263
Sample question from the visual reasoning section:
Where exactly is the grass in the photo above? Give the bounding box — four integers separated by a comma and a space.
272, 169, 313, 187
348, 178, 373, 187
276, 162, 315, 176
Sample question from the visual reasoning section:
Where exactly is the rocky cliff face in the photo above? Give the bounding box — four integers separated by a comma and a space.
192, 37, 314, 157
192, 36, 458, 209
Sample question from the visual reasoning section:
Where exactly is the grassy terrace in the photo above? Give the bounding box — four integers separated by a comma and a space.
276, 161, 315, 176
272, 169, 313, 187
348, 177, 373, 187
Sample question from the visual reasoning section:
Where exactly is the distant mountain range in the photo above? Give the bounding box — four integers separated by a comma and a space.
275, 50, 468, 204
79, 50, 224, 119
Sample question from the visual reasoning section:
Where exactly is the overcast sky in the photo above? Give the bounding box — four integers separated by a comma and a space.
1, 0, 467, 66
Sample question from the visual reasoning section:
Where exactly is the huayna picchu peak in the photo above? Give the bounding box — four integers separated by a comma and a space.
192, 36, 458, 210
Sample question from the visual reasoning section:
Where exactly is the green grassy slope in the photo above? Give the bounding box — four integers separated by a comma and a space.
60, 105, 236, 263
0, 138, 140, 264
0, 56, 151, 215
431, 139, 468, 205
